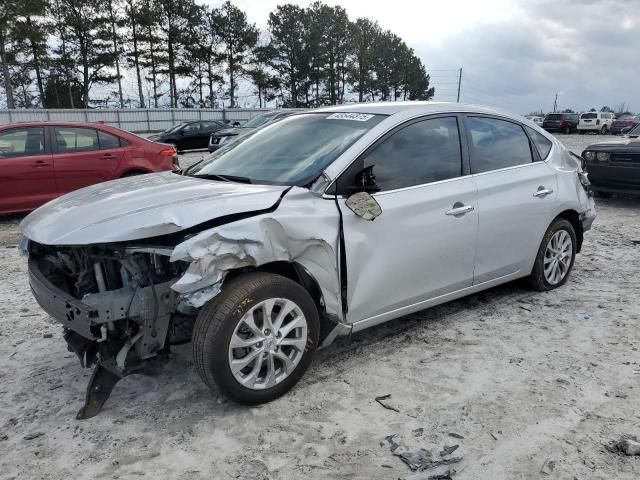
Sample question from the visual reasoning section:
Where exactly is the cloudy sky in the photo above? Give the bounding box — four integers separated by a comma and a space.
207, 0, 638, 114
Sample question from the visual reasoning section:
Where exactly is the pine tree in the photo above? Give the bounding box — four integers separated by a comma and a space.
105, 0, 125, 108
348, 18, 380, 102
0, 0, 21, 108
268, 4, 309, 107
216, 1, 258, 108
13, 0, 50, 106
56, 0, 117, 107
123, 0, 146, 107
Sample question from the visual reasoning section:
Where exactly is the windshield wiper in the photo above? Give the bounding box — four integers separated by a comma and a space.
191, 173, 252, 183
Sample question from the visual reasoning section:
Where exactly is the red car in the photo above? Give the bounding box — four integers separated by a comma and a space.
0, 122, 178, 215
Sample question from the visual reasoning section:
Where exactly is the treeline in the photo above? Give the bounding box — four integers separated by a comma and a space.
0, 0, 434, 109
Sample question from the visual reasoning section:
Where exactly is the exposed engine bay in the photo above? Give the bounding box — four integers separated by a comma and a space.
28, 241, 195, 418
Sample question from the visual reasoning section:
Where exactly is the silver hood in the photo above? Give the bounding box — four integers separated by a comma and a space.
20, 172, 288, 245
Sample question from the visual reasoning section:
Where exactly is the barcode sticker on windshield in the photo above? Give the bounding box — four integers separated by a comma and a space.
326, 113, 374, 122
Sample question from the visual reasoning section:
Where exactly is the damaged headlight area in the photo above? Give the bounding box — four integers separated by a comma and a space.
28, 241, 194, 418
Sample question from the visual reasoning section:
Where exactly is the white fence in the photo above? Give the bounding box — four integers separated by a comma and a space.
0, 108, 278, 133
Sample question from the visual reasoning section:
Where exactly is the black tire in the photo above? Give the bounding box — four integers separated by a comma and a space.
563, 125, 571, 135
529, 218, 577, 291
192, 272, 319, 405
600, 126, 608, 135
595, 191, 612, 199
122, 170, 146, 177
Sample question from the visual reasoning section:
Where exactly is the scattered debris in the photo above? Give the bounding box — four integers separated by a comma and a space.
24, 432, 44, 441
394, 448, 433, 471
618, 438, 640, 456
440, 445, 459, 457
404, 457, 463, 479
0, 434, 8, 441
541, 459, 556, 475
489, 432, 498, 441
381, 464, 393, 468
580, 313, 591, 321
448, 432, 464, 439
47, 384, 63, 391
519, 305, 532, 312
43, 332, 53, 338
375, 394, 400, 412
385, 434, 400, 452
413, 428, 424, 437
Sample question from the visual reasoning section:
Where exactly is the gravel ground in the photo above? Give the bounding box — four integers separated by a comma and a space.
1, 134, 639, 480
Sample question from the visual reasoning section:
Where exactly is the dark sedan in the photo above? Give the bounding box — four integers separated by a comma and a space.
542, 113, 579, 134
208, 110, 300, 152
582, 124, 640, 198
148, 120, 227, 151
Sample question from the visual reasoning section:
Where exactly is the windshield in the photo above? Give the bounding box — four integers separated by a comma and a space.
545, 114, 562, 120
628, 124, 640, 136
185, 112, 385, 185
581, 113, 597, 119
243, 113, 278, 129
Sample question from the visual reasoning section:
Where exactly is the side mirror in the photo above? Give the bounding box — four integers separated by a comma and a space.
345, 192, 382, 221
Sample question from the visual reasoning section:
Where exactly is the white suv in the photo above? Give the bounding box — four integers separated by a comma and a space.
578, 112, 614, 134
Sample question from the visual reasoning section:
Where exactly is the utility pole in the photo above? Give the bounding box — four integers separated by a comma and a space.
553, 93, 558, 113
456, 67, 462, 103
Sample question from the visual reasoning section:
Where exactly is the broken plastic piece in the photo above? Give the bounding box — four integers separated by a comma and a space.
76, 365, 121, 420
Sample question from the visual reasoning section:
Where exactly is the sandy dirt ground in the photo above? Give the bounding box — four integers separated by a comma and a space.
1, 134, 639, 480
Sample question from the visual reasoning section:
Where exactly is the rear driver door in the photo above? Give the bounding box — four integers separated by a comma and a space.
464, 115, 558, 284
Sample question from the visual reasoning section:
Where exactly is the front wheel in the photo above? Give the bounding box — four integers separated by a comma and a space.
529, 218, 577, 291
192, 272, 319, 404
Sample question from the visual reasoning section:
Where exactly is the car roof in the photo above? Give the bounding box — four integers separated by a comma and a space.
314, 101, 536, 120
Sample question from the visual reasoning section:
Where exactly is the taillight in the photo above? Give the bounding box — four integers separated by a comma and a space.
559, 120, 566, 125
159, 148, 176, 156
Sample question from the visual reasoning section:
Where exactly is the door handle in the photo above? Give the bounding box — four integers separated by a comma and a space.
445, 203, 475, 216
31, 160, 50, 168
533, 187, 554, 198
101, 153, 115, 159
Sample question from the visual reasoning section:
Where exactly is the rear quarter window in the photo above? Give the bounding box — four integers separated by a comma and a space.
524, 126, 553, 160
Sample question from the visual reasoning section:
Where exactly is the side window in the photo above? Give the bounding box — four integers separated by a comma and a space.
183, 123, 201, 133
524, 126, 553, 160
358, 117, 463, 192
97, 130, 121, 149
54, 127, 99, 153
0, 128, 45, 158
467, 117, 533, 174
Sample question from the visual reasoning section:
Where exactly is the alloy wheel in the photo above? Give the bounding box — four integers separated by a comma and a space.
228, 298, 308, 390
543, 230, 573, 285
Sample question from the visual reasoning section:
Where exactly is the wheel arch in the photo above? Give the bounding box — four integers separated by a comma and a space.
223, 261, 337, 341
121, 168, 152, 177
555, 209, 583, 253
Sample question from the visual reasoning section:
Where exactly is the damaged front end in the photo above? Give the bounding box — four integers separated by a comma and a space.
28, 241, 194, 418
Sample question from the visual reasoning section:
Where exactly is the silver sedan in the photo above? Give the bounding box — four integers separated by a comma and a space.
21, 102, 596, 416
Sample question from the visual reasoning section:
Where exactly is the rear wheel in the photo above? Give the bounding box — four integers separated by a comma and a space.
121, 170, 146, 177
563, 125, 571, 135
529, 218, 576, 291
600, 125, 608, 134
192, 272, 319, 404
595, 191, 612, 199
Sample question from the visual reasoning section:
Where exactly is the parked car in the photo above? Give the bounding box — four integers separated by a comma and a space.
577, 111, 614, 134
526, 115, 544, 126
148, 120, 228, 151
542, 113, 579, 134
20, 103, 595, 418
0, 122, 178, 215
581, 123, 640, 198
610, 115, 640, 135
208, 110, 300, 152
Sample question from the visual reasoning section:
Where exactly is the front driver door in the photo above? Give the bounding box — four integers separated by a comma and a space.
336, 115, 479, 325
